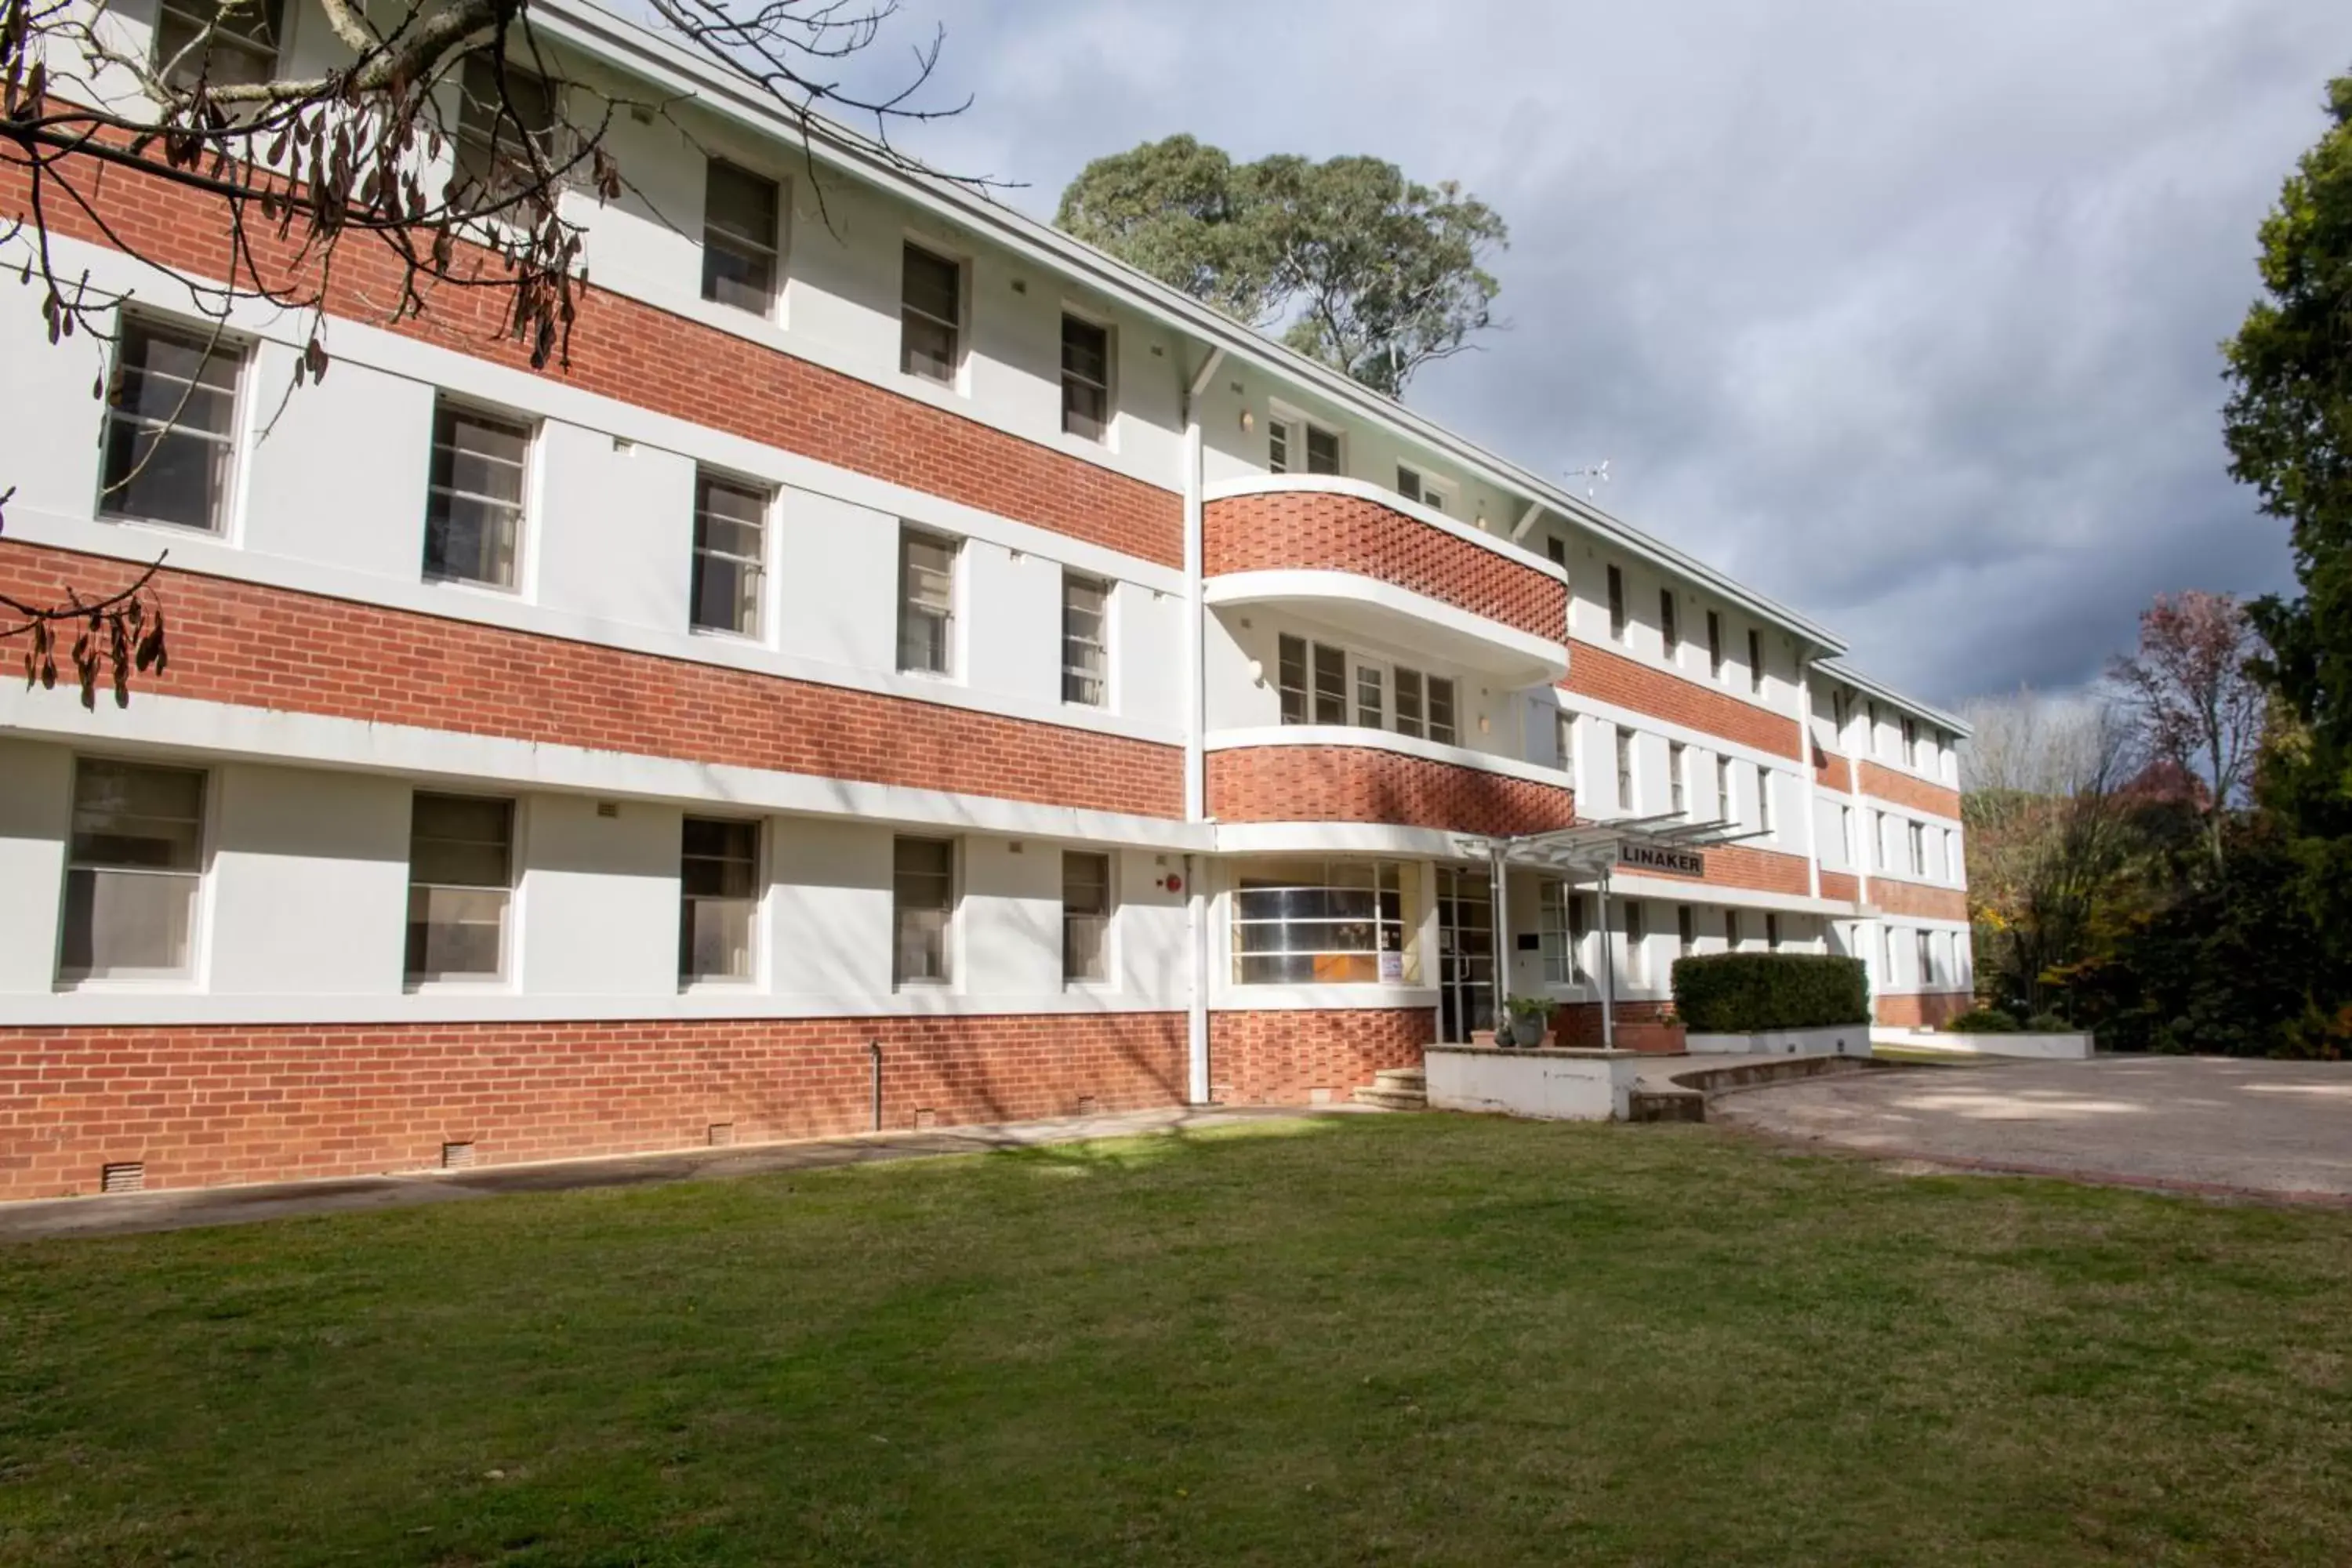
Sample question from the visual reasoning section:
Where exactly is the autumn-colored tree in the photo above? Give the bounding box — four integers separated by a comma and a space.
2108, 591, 2267, 867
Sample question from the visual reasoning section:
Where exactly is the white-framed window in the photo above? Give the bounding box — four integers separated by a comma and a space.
1908, 820, 1926, 877
899, 241, 963, 385
1282, 636, 1450, 742
154, 0, 284, 87
1428, 677, 1457, 746
1062, 850, 1112, 985
1232, 858, 1416, 985
1660, 589, 1679, 656
1061, 312, 1112, 441
1904, 716, 1922, 769
1606, 565, 1628, 641
1669, 742, 1688, 816
1396, 465, 1450, 513
1356, 663, 1385, 728
1267, 414, 1341, 475
1873, 811, 1890, 871
891, 836, 955, 986
1723, 907, 1741, 951
59, 758, 206, 982
1677, 903, 1697, 957
1716, 754, 1734, 822
1555, 711, 1577, 788
1748, 628, 1766, 695
690, 469, 768, 639
452, 55, 562, 206
1842, 806, 1857, 866
897, 527, 958, 676
100, 316, 242, 534
424, 398, 530, 590
1831, 688, 1851, 735
1615, 728, 1635, 811
1624, 902, 1648, 987
1915, 928, 1935, 989
1707, 610, 1725, 681
1277, 634, 1345, 724
1539, 880, 1584, 985
405, 793, 514, 983
680, 816, 759, 983
1766, 912, 1782, 953
1546, 536, 1567, 568
1947, 828, 1962, 884
1396, 666, 1424, 737
1758, 768, 1776, 837
702, 158, 782, 315
1868, 702, 1885, 757
1061, 572, 1110, 706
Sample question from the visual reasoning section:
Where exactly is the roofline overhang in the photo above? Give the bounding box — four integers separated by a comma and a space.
1813, 659, 1973, 739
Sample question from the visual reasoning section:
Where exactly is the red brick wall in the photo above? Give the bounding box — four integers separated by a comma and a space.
1563, 640, 1802, 759
1813, 744, 1853, 789
1203, 492, 1566, 643
1819, 870, 1862, 903
1870, 878, 1970, 922
1552, 1003, 1683, 1052
1860, 760, 1963, 820
1619, 842, 1815, 897
0, 542, 1184, 818
1206, 745, 1577, 835
2, 143, 1181, 564
0, 1013, 1188, 1201
1875, 992, 1973, 1029
1210, 1007, 1432, 1105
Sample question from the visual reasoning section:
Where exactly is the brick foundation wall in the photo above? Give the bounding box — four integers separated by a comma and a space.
1875, 992, 1973, 1029
1869, 878, 1970, 922
1860, 761, 1962, 820
1207, 745, 1577, 835
1203, 492, 1566, 642
0, 1013, 1188, 1202
2, 140, 1180, 565
1563, 640, 1802, 759
1209, 1007, 1433, 1105
1551, 1002, 1681, 1051
0, 542, 1183, 818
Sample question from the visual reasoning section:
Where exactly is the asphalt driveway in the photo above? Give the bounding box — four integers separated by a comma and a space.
1715, 1054, 2352, 1203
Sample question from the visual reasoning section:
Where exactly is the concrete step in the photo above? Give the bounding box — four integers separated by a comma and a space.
1627, 1089, 1707, 1123
1372, 1067, 1426, 1090
1351, 1085, 1428, 1112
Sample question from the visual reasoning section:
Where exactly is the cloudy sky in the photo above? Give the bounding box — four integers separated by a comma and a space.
827, 0, 2347, 708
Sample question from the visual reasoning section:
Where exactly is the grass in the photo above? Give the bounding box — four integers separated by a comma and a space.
2, 1116, 2349, 1566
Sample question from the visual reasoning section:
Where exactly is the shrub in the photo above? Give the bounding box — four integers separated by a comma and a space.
2025, 1013, 2071, 1033
1671, 953, 1869, 1033
1944, 1008, 2020, 1033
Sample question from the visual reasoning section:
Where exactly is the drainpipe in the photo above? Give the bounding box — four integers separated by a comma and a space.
1598, 873, 1617, 1051
1185, 852, 1207, 1105
868, 1038, 884, 1132
1181, 347, 1223, 1105
1488, 842, 1510, 1038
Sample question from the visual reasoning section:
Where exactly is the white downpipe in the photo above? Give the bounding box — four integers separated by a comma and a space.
1181, 347, 1221, 1105
1599, 873, 1617, 1052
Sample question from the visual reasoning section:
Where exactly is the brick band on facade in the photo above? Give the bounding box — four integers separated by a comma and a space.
1209, 1008, 1433, 1105
1, 543, 1185, 819
1819, 870, 1862, 903
1876, 993, 1973, 1029
1869, 877, 1969, 922
1623, 842, 1815, 897
0, 1014, 1189, 1202
1860, 761, 1962, 820
1206, 744, 1577, 836
1203, 492, 1566, 644
1563, 640, 1802, 760
2, 146, 1181, 566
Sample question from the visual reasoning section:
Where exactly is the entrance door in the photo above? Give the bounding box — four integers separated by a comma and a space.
1436, 867, 1494, 1043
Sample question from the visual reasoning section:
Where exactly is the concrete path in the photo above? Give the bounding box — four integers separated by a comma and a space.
0, 1105, 1356, 1243
1715, 1054, 2352, 1203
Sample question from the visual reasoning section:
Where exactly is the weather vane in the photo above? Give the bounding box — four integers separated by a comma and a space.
1565, 459, 1611, 500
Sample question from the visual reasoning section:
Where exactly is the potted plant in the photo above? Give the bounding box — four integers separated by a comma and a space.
1502, 996, 1552, 1049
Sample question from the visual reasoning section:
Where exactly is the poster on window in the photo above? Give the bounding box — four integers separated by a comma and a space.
1377, 949, 1404, 982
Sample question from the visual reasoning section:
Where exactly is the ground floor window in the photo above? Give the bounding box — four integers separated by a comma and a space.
1232, 858, 1418, 985
406, 793, 513, 982
1538, 880, 1584, 985
61, 758, 207, 980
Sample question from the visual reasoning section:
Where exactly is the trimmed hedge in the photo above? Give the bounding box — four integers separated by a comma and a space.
1671, 953, 1871, 1033
1944, 1008, 2020, 1033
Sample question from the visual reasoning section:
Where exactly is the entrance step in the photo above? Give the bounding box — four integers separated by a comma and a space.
1372, 1067, 1425, 1091
1351, 1074, 1428, 1112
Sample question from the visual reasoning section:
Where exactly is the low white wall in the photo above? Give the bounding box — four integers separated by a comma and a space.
1686, 1025, 1872, 1058
1870, 1028, 2096, 1061
1425, 1046, 1641, 1122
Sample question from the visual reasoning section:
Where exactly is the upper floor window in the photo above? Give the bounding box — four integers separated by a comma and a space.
424, 399, 530, 590
453, 56, 561, 206
1867, 701, 1884, 756
1659, 590, 1679, 655
897, 528, 957, 676
1061, 314, 1112, 441
680, 816, 759, 982
1545, 536, 1567, 568
1277, 634, 1345, 725
405, 793, 513, 983
1716, 754, 1733, 821
1748, 628, 1766, 695
1283, 636, 1453, 742
1831, 688, 1851, 734
154, 0, 283, 89
1915, 928, 1934, 989
702, 159, 781, 315
1356, 663, 1384, 728
891, 836, 955, 986
1904, 717, 1922, 768
1269, 416, 1340, 475
1908, 820, 1926, 877
60, 758, 206, 982
1062, 851, 1112, 985
900, 242, 963, 385
1624, 902, 1648, 986
1946, 828, 1962, 881
1396, 466, 1448, 513
1842, 805, 1857, 866
1062, 572, 1109, 706
1614, 728, 1635, 810
1394, 666, 1423, 737
1669, 741, 1688, 815
1555, 711, 1576, 787
1606, 565, 1627, 641
1724, 907, 1741, 951
1677, 904, 1697, 957
100, 317, 241, 534
1708, 610, 1725, 680
1766, 912, 1783, 952
690, 470, 768, 639
1758, 768, 1776, 836
1539, 880, 1581, 985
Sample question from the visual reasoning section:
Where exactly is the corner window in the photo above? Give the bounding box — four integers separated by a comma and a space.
1660, 590, 1679, 655
453, 56, 561, 205
154, 0, 283, 89
900, 242, 962, 385
100, 317, 241, 534
1062, 851, 1112, 984
60, 759, 205, 981
1606, 565, 1627, 641
891, 836, 955, 986
690, 470, 768, 638
1062, 572, 1109, 706
680, 817, 759, 982
897, 528, 958, 676
1708, 610, 1725, 680
1539, 880, 1581, 985
1748, 628, 1766, 695
1232, 858, 1416, 985
424, 400, 529, 589
702, 159, 781, 315
405, 793, 513, 983
1061, 314, 1111, 441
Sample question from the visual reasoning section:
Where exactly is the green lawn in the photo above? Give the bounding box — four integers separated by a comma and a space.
3, 1116, 2348, 1566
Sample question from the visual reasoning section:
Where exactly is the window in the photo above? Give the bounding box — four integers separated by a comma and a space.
1061, 314, 1112, 441
1268, 417, 1339, 474
1355, 664, 1384, 728
1062, 572, 1109, 706
900, 242, 962, 384
1831, 688, 1851, 734
1947, 829, 1962, 883
1614, 728, 1635, 811
1312, 644, 1347, 724
1555, 711, 1576, 786
690, 470, 768, 638
423, 400, 528, 589
1545, 536, 1567, 568
1716, 754, 1734, 822
60, 759, 205, 980
680, 817, 758, 982
1278, 641, 1447, 741
1867, 701, 1883, 757
1766, 912, 1782, 953
1277, 634, 1308, 724
1268, 421, 1289, 474
1305, 424, 1341, 474
405, 793, 513, 982
1660, 590, 1679, 655
1904, 717, 1921, 768
897, 528, 957, 675
1842, 806, 1857, 866
892, 837, 954, 985
1708, 610, 1725, 680
453, 55, 561, 205
1723, 908, 1741, 951
1624, 902, 1647, 986
1394, 667, 1423, 738
1426, 677, 1457, 746
1062, 851, 1112, 984
1758, 769, 1776, 837
702, 159, 781, 314
1677, 904, 1697, 957
1908, 821, 1926, 877
1540, 881, 1581, 985
1873, 811, 1889, 870
100, 318, 242, 534
1606, 564, 1627, 641
1398, 466, 1423, 504
1915, 929, 1934, 989
1232, 858, 1415, 984
1748, 629, 1766, 695
1669, 742, 1688, 815
154, 0, 283, 87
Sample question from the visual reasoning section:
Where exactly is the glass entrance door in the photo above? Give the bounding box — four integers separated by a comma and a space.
1436, 867, 1494, 1043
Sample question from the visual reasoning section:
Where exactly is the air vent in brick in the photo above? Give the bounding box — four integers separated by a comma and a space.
100, 1162, 146, 1194
441, 1142, 476, 1170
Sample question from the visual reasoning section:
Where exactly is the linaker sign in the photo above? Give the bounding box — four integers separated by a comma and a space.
1617, 841, 1705, 877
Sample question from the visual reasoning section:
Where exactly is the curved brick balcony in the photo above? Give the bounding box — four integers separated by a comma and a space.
1206, 732, 1578, 837
1204, 479, 1569, 682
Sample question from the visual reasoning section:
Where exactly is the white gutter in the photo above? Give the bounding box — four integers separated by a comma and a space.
1815, 659, 1973, 738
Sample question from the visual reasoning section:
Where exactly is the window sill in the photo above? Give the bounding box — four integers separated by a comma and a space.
96, 510, 223, 542
405, 976, 511, 994
54, 975, 201, 993
423, 573, 523, 601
